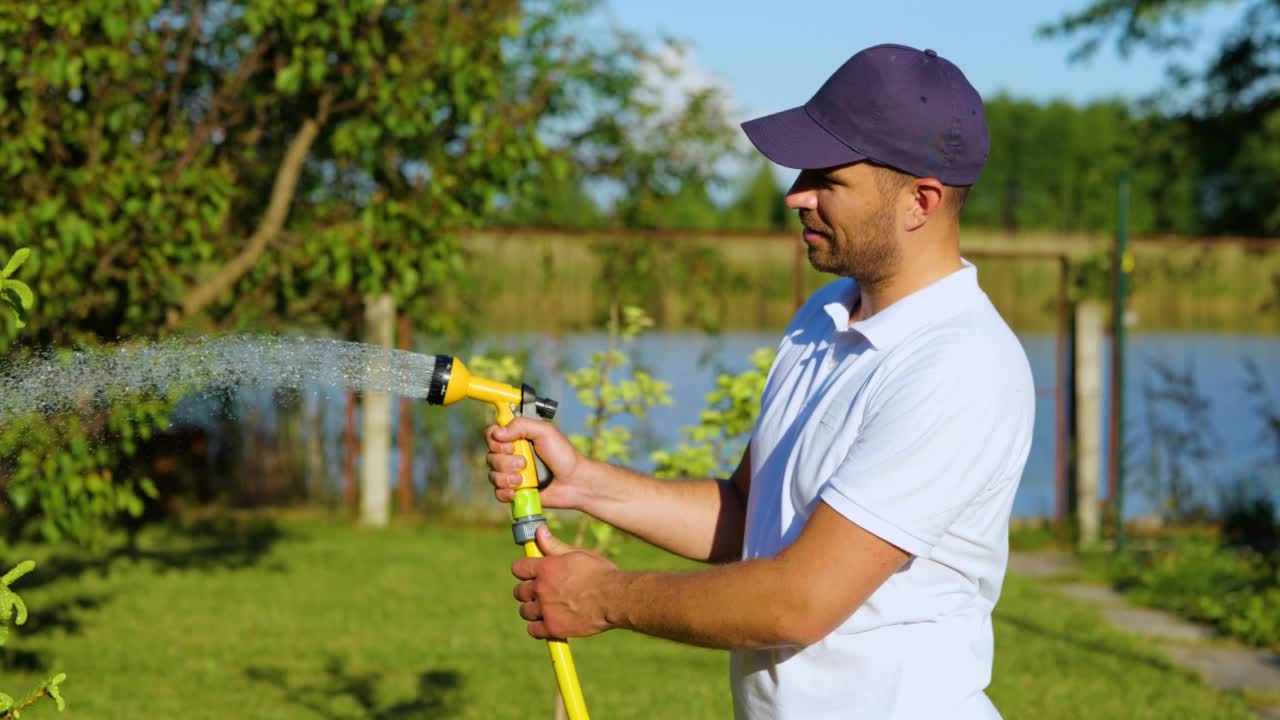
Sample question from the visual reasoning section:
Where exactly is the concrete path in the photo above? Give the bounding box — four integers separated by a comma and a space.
1009, 551, 1280, 719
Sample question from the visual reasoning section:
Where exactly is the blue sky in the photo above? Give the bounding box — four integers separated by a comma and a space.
598, 0, 1241, 123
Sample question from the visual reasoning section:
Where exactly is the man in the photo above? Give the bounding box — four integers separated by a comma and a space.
485, 44, 1034, 719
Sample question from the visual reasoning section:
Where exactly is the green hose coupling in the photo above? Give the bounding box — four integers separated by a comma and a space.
511, 487, 545, 545
512, 487, 542, 517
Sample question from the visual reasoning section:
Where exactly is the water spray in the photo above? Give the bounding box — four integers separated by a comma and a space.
0, 337, 592, 716
424, 355, 590, 720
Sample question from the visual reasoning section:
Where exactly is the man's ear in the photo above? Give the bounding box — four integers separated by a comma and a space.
905, 177, 945, 231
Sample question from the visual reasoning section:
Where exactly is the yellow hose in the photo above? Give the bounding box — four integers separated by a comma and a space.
523, 539, 590, 720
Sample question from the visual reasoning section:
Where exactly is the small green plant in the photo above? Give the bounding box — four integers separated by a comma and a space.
0, 562, 66, 717
557, 306, 775, 553
561, 304, 671, 551
651, 346, 774, 479
0, 249, 67, 716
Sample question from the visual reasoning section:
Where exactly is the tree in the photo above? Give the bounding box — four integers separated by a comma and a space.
496, 169, 605, 229
625, 176, 722, 230
0, 0, 731, 537
960, 94, 1200, 236
554, 41, 741, 229
724, 158, 789, 232
1039, 0, 1280, 234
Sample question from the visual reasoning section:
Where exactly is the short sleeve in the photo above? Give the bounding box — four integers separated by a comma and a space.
818, 345, 1030, 558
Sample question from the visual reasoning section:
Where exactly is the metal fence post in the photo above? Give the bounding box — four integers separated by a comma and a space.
1110, 172, 1131, 550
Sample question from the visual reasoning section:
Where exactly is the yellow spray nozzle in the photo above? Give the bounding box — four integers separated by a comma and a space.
425, 355, 558, 421
423, 355, 590, 719
425, 355, 557, 496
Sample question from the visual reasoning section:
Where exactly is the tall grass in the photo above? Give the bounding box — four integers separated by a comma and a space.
457, 231, 1280, 335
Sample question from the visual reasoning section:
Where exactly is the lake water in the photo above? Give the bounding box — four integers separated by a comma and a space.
186, 332, 1280, 520
459, 332, 1280, 520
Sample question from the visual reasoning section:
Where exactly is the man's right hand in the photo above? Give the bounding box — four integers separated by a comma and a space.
485, 417, 587, 510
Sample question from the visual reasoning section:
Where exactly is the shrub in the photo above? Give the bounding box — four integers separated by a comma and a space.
1109, 536, 1280, 648
0, 249, 159, 548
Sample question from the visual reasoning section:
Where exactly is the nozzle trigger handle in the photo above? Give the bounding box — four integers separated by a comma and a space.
533, 452, 553, 490
496, 404, 550, 492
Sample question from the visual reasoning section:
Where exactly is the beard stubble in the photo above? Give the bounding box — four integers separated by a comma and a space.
800, 202, 899, 292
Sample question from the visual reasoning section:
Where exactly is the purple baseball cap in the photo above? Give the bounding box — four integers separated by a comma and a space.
742, 44, 989, 186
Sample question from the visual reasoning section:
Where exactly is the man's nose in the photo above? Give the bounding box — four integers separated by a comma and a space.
785, 186, 816, 211
784, 171, 818, 210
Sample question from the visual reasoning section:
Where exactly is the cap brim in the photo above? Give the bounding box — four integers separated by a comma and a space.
741, 106, 866, 170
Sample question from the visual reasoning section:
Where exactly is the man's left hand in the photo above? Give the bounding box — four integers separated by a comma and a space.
512, 525, 621, 639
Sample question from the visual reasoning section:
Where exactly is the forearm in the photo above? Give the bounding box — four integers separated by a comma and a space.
576, 459, 745, 563
605, 558, 811, 650
516, 503, 905, 651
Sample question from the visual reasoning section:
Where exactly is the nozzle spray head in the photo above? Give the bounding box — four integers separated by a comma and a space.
424, 354, 557, 421
426, 354, 453, 406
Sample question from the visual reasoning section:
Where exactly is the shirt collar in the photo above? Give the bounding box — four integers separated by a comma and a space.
822, 260, 982, 350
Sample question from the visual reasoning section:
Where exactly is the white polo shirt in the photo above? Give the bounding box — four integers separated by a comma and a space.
732, 261, 1035, 720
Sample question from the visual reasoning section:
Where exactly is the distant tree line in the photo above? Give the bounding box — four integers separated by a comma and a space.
964, 96, 1204, 236
502, 90, 1276, 238
1036, 0, 1280, 239
506, 0, 1280, 239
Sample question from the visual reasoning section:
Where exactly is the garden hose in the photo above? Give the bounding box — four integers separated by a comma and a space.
425, 356, 590, 720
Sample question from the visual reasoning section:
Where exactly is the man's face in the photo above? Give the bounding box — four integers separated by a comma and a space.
784, 162, 902, 286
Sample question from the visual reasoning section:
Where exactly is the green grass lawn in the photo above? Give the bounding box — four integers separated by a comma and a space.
0, 514, 1258, 719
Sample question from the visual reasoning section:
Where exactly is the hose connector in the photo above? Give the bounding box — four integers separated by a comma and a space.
512, 514, 547, 545
522, 383, 558, 420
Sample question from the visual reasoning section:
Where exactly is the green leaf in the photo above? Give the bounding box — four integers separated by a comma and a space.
2, 288, 30, 327
47, 673, 66, 710
103, 13, 128, 40
3, 278, 34, 310
307, 58, 327, 86
1, 248, 29, 278
274, 63, 302, 95
1, 561, 35, 587
0, 585, 29, 626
